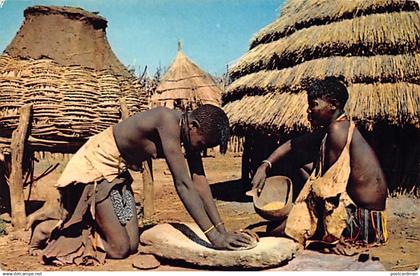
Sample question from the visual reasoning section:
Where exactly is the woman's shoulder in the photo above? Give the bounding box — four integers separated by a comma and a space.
327, 120, 351, 147
328, 119, 350, 134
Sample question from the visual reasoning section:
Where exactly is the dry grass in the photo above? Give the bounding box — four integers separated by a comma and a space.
251, 0, 419, 49
230, 11, 420, 80
225, 53, 420, 101
348, 82, 419, 128
224, 92, 310, 134
224, 1, 420, 133
24, 5, 107, 26
224, 82, 419, 133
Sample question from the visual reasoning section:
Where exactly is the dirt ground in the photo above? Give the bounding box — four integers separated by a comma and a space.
0, 152, 418, 271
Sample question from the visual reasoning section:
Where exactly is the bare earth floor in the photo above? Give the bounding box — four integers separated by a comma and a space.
0, 153, 418, 271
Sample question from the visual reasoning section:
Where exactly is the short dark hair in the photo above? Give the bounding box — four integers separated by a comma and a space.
191, 104, 230, 154
307, 76, 349, 109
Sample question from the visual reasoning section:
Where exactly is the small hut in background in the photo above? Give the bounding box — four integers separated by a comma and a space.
0, 6, 149, 227
223, 0, 419, 192
151, 42, 222, 110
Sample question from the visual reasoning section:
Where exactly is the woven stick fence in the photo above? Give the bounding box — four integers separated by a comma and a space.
0, 55, 147, 152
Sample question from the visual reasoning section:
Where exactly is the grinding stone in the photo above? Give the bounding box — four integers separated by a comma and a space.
139, 222, 299, 269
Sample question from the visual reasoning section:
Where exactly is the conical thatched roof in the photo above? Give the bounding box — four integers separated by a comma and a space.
0, 6, 148, 152
223, 0, 420, 134
151, 44, 221, 110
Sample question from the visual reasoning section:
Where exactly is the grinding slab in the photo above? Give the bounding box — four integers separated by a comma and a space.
139, 222, 299, 269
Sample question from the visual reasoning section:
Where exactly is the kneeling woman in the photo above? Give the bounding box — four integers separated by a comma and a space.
42, 126, 139, 265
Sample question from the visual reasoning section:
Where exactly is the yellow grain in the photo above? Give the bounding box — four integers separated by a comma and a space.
262, 201, 285, 211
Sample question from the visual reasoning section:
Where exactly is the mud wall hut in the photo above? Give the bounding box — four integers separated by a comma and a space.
151, 43, 222, 111
223, 0, 420, 192
0, 6, 150, 225
0, 6, 148, 154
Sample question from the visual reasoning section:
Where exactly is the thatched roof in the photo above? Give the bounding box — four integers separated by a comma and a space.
0, 6, 148, 152
250, 0, 419, 49
151, 43, 221, 109
224, 0, 420, 134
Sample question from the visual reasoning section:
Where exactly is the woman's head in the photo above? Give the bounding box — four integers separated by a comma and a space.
307, 76, 348, 109
306, 77, 348, 127
187, 104, 230, 154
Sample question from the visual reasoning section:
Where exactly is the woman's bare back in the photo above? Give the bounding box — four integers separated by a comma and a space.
347, 127, 387, 210
327, 120, 387, 210
113, 108, 181, 167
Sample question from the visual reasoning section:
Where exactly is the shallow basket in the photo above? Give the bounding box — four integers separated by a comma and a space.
251, 176, 293, 221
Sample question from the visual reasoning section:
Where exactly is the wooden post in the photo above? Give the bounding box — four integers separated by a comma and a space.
9, 104, 32, 229
0, 152, 11, 212
241, 136, 251, 184
142, 158, 154, 220
119, 98, 154, 220
119, 98, 130, 120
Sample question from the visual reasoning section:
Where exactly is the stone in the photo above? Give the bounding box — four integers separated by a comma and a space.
139, 222, 299, 269
132, 254, 161, 270
273, 250, 385, 271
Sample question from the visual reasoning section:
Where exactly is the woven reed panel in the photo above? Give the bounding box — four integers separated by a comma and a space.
0, 54, 149, 144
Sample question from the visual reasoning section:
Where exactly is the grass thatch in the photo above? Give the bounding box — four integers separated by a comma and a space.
348, 83, 419, 127
151, 48, 221, 109
230, 11, 420, 80
224, 53, 420, 102
251, 0, 419, 49
224, 91, 310, 134
224, 82, 419, 134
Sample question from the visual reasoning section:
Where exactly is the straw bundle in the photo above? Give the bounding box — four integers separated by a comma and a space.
223, 92, 310, 134
225, 53, 420, 101
231, 11, 419, 80
251, 0, 419, 48
224, 82, 419, 133
151, 45, 221, 109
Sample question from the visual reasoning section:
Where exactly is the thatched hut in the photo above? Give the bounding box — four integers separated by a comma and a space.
223, 0, 419, 192
0, 6, 148, 153
151, 43, 222, 110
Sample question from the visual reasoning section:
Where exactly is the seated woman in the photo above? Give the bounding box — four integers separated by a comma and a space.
251, 77, 388, 254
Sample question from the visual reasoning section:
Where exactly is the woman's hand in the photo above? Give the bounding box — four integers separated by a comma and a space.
251, 164, 269, 194
211, 231, 258, 250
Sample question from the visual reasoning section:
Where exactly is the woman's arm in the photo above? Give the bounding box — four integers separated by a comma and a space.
251, 140, 292, 191
186, 151, 227, 233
